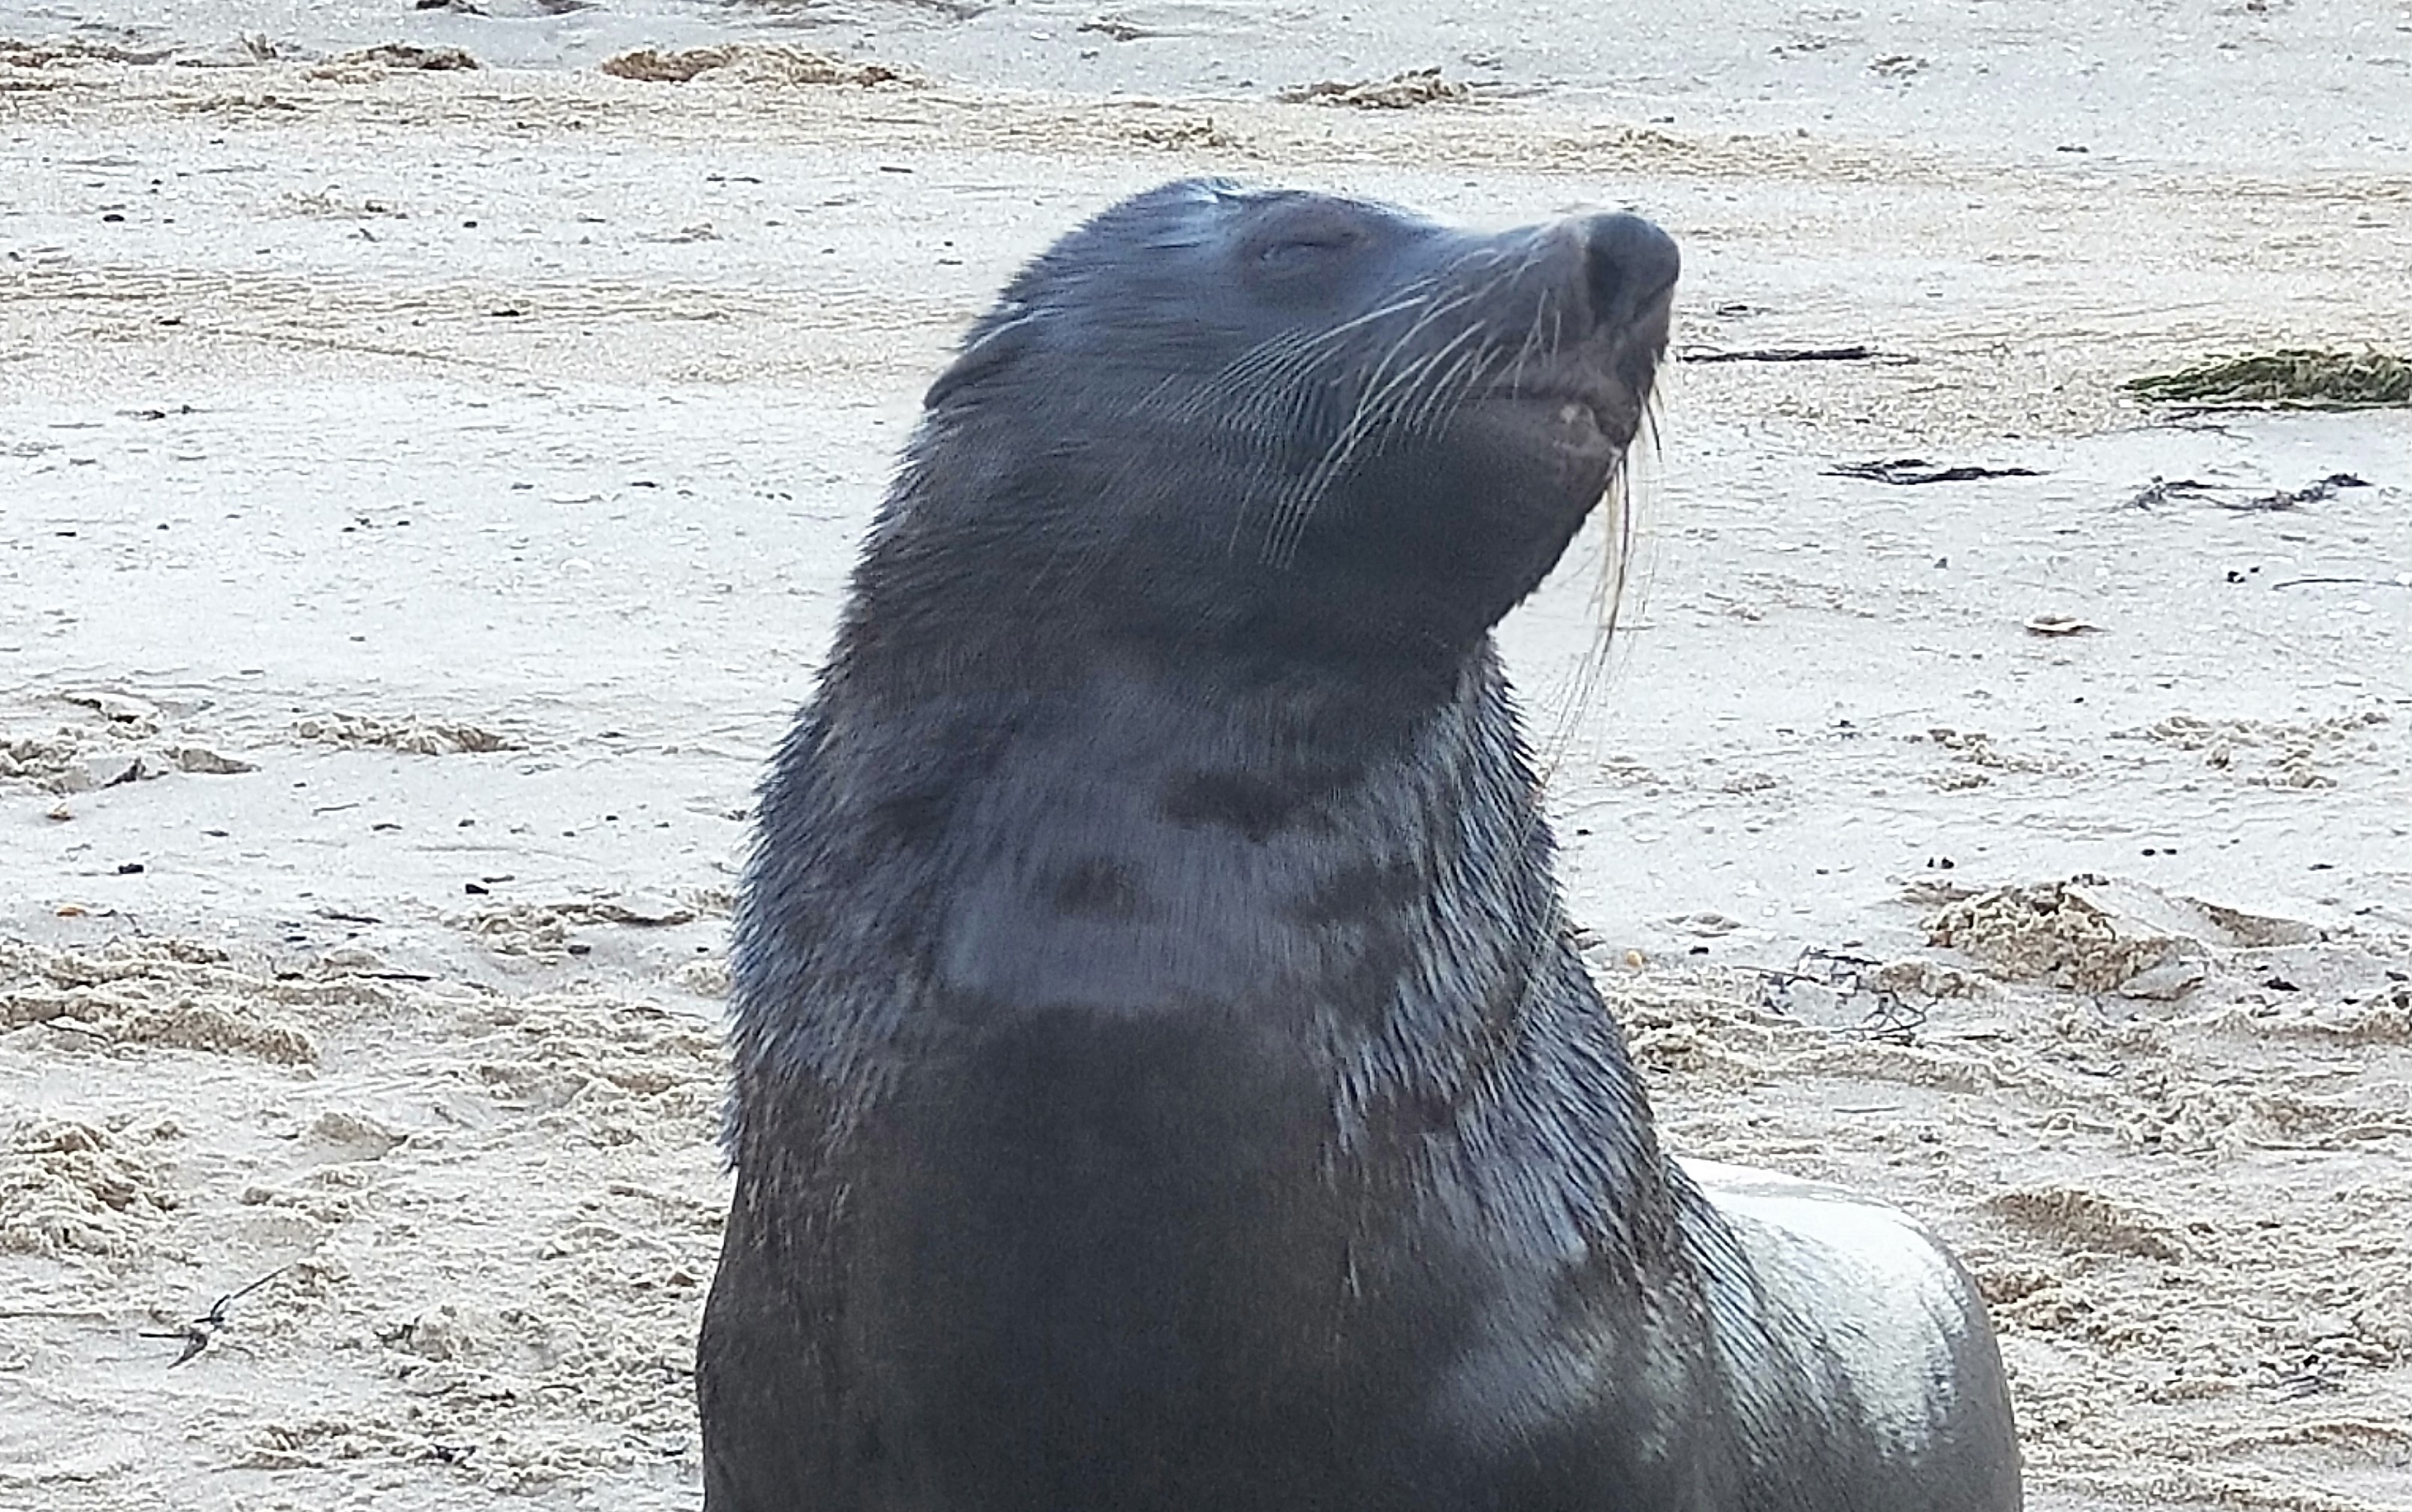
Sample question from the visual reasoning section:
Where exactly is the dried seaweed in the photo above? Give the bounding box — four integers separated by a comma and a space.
2126, 349, 2412, 409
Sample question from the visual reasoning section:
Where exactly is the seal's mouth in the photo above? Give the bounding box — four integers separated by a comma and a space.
1472, 208, 1675, 460
1490, 380, 1640, 459
1547, 391, 1617, 451
1477, 240, 1671, 462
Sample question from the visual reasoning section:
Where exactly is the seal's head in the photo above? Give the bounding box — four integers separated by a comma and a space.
873, 180, 1678, 671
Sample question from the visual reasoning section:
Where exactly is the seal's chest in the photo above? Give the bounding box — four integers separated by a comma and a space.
846, 1008, 1363, 1435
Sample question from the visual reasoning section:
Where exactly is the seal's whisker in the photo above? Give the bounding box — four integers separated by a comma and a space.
1396, 335, 1488, 439
1297, 286, 1488, 469
1507, 282, 1556, 397
1179, 292, 1443, 429
1208, 288, 1441, 391
1212, 263, 1476, 430
1638, 377, 1669, 466
1418, 345, 1495, 439
1217, 381, 1330, 559
1529, 465, 1633, 786
1208, 346, 1321, 434
1402, 343, 1484, 436
1454, 234, 1550, 394
1422, 351, 1491, 442
1170, 327, 1325, 421
1360, 345, 1462, 458
1429, 240, 1522, 290
1260, 285, 1489, 565
1168, 329, 1324, 422
1360, 321, 1491, 454
1472, 231, 1548, 311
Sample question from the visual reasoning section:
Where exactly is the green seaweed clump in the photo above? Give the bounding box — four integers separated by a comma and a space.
2126, 348, 2412, 409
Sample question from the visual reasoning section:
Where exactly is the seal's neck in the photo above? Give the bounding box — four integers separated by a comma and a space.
836, 466, 1509, 711
886, 642, 1530, 1010
768, 618, 1556, 1082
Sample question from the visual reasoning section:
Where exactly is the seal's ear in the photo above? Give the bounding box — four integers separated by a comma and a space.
925, 303, 1040, 411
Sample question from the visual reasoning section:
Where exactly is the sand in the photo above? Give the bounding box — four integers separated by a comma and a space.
3, 5, 2410, 1507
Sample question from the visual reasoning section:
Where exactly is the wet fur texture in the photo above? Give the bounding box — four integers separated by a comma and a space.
699, 180, 2020, 1511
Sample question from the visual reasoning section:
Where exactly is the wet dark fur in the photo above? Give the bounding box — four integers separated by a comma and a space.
699, 181, 2018, 1510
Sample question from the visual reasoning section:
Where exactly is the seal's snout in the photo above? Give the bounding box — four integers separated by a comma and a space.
1580, 212, 1681, 331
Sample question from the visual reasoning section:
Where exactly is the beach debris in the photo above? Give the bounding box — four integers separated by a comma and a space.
324, 44, 481, 71
1124, 114, 1239, 149
56, 752, 152, 792
1749, 946, 1987, 1043
456, 895, 700, 961
2272, 573, 2412, 591
140, 1266, 294, 1367
2124, 472, 2373, 512
0, 38, 174, 68
62, 690, 162, 727
416, 0, 596, 14
1665, 911, 1741, 937
1277, 67, 1468, 109
2023, 614, 2100, 637
1828, 457, 2044, 485
292, 714, 515, 756
599, 44, 919, 88
2127, 348, 2411, 409
1076, 14, 1152, 41
164, 746, 258, 774
572, 892, 699, 928
1684, 344, 1882, 364
2216, 474, 2366, 512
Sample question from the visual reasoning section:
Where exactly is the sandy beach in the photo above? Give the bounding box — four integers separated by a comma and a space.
4, 4, 2410, 1507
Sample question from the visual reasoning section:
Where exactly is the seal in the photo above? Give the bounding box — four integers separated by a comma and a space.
698, 179, 2021, 1512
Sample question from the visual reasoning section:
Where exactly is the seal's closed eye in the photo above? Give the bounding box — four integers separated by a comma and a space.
1254, 226, 1363, 264
1243, 203, 1375, 273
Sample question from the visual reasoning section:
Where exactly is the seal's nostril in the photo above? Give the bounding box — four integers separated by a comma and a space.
1582, 212, 1681, 327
